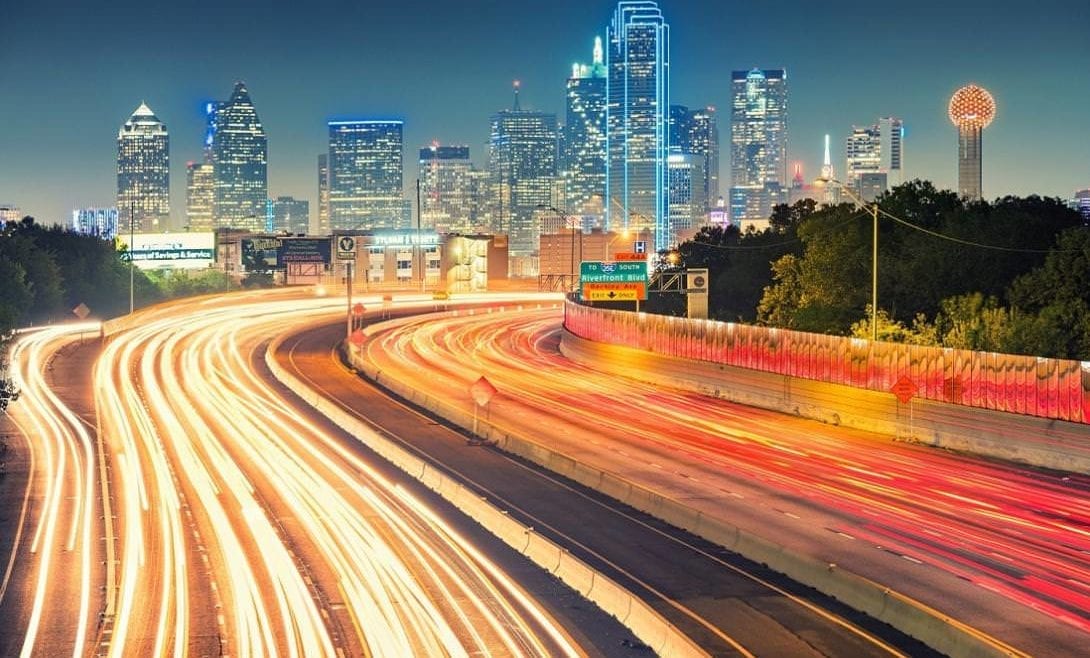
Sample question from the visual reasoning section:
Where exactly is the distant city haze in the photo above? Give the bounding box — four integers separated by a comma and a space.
2, 0, 1088, 225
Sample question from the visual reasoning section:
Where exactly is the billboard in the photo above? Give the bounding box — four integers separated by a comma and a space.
120, 232, 215, 270
277, 238, 331, 267
241, 237, 281, 270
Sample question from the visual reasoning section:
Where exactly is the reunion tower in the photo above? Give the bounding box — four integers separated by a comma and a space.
948, 84, 996, 200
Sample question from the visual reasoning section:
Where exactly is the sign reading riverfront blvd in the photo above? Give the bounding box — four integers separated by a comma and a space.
580, 261, 648, 283
580, 261, 648, 302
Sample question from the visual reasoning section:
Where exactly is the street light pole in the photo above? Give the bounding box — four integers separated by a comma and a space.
129, 200, 135, 314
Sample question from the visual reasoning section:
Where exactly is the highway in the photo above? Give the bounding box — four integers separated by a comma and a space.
4, 293, 664, 657
352, 305, 1090, 657
275, 311, 943, 657
0, 324, 103, 658
87, 292, 610, 656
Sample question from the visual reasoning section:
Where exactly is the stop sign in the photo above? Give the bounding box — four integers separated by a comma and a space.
352, 303, 365, 316
349, 329, 366, 346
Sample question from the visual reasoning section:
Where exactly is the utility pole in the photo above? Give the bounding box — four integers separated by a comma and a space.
871, 202, 879, 342
129, 200, 135, 314
346, 261, 353, 338
416, 178, 425, 293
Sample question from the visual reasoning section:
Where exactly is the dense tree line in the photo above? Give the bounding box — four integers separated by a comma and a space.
0, 217, 234, 346
654, 181, 1089, 359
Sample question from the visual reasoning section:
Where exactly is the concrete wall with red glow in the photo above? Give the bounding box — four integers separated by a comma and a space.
563, 301, 1090, 425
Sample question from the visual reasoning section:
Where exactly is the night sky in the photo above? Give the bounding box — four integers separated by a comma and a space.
2, 0, 1088, 225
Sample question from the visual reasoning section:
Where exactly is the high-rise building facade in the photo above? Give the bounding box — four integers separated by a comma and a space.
271, 196, 310, 234
207, 82, 267, 230
845, 125, 881, 186
879, 117, 904, 185
71, 207, 119, 239
185, 161, 214, 231
671, 104, 719, 213
420, 144, 474, 233
328, 120, 406, 230
317, 154, 330, 235
1072, 189, 1090, 223
729, 69, 787, 223
949, 84, 996, 201
489, 92, 558, 256
0, 205, 22, 224
606, 1, 670, 249
117, 102, 170, 233
564, 36, 607, 220
667, 153, 705, 241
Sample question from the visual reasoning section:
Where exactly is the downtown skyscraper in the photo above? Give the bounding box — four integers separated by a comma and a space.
419, 144, 475, 233
730, 69, 787, 224
185, 161, 213, 231
327, 120, 407, 230
117, 102, 170, 233
563, 36, 607, 221
207, 82, 267, 231
670, 105, 719, 212
606, 1, 670, 249
489, 86, 558, 256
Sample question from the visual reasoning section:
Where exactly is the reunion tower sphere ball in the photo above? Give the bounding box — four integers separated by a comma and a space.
949, 84, 996, 130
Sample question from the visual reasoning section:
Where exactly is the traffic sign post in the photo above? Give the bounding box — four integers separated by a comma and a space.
469, 376, 498, 441
580, 261, 649, 311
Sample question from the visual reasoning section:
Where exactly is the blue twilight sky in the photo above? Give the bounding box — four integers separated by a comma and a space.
1, 0, 1088, 226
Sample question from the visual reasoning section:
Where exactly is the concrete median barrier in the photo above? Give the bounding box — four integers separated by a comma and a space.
266, 333, 708, 658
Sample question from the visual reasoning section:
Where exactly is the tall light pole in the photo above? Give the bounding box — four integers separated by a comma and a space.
822, 177, 879, 341
129, 200, 135, 314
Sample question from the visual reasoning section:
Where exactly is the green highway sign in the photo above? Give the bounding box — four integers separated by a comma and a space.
580, 261, 648, 284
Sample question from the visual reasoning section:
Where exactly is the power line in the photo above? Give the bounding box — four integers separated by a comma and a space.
876, 207, 1077, 254
680, 210, 872, 252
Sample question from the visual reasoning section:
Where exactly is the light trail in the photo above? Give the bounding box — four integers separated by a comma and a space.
86, 293, 583, 657
5, 323, 101, 658
358, 306, 1090, 647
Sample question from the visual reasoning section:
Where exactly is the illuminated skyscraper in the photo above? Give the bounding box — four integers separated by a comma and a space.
328, 120, 406, 230
879, 117, 904, 185
489, 85, 558, 256
420, 144, 474, 233
71, 207, 119, 239
667, 153, 705, 241
117, 102, 170, 232
845, 124, 881, 186
949, 84, 996, 201
1072, 188, 1090, 223
606, 1, 670, 249
564, 36, 607, 220
671, 104, 719, 213
729, 69, 787, 223
271, 196, 310, 234
207, 82, 267, 230
317, 154, 330, 235
185, 161, 213, 231
0, 204, 21, 224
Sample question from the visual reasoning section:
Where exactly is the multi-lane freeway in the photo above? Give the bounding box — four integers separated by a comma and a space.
350, 303, 1090, 658
1, 293, 635, 657
3, 289, 1089, 657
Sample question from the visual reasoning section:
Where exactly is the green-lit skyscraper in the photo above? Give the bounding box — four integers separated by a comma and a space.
606, 1, 670, 249
207, 81, 267, 230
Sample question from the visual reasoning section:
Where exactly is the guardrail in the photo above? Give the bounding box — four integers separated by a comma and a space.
564, 300, 1090, 424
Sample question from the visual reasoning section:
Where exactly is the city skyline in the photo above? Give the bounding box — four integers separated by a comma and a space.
2, 0, 1088, 225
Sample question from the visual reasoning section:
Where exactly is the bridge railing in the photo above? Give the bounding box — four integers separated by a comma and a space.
563, 300, 1090, 425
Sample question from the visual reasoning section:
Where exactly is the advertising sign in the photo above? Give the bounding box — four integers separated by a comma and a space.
242, 237, 281, 270
120, 232, 215, 270
277, 238, 331, 267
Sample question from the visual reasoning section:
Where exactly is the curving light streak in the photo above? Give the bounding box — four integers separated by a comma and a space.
361, 307, 1090, 638
87, 292, 580, 657
6, 323, 101, 658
